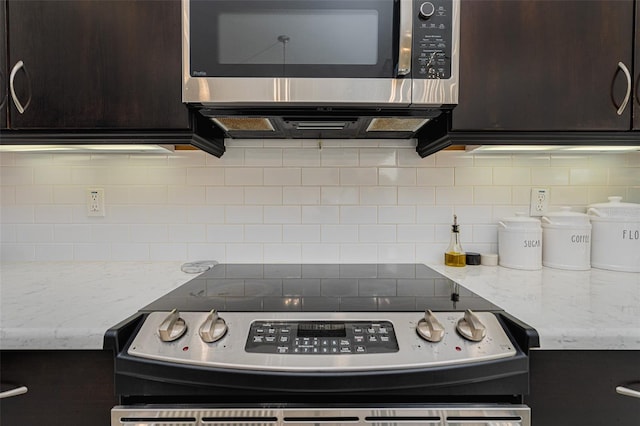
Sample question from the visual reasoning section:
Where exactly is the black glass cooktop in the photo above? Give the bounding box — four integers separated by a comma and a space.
141, 264, 500, 313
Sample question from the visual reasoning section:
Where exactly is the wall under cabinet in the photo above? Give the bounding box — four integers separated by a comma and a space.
1, 140, 638, 263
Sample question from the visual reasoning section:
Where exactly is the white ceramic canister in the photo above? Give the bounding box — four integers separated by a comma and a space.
498, 213, 542, 270
587, 196, 640, 273
541, 207, 591, 270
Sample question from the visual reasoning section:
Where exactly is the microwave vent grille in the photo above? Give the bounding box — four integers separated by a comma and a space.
366, 118, 430, 132
212, 117, 275, 132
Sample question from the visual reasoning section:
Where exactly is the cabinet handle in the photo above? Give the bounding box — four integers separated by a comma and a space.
9, 60, 32, 114
615, 62, 631, 116
397, 0, 412, 76
616, 385, 640, 399
0, 385, 28, 399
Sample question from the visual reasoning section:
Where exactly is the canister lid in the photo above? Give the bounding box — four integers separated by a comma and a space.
542, 207, 591, 226
588, 196, 640, 220
465, 252, 481, 265
499, 212, 542, 229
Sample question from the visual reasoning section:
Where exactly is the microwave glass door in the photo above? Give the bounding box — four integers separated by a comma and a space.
189, 0, 399, 78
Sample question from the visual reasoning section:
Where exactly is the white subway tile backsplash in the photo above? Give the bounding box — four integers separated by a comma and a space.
1, 167, 33, 185
340, 168, 378, 186
168, 224, 207, 243
358, 225, 396, 243
225, 168, 264, 186
244, 187, 282, 205
359, 149, 397, 167
283, 225, 321, 242
130, 224, 168, 242
16, 224, 54, 242
35, 205, 72, 223
186, 167, 225, 186
207, 224, 243, 242
322, 225, 358, 243
244, 149, 283, 167
455, 167, 493, 186
417, 168, 454, 186
15, 186, 53, 204
321, 187, 359, 205
379, 206, 415, 224
264, 168, 302, 186
225, 206, 263, 224
283, 187, 321, 205
360, 187, 397, 205
187, 243, 226, 262
264, 244, 301, 262
36, 244, 74, 261
321, 148, 359, 167
264, 206, 301, 224
302, 168, 340, 186
301, 206, 340, 224
397, 225, 435, 243
398, 187, 435, 205
339, 206, 377, 224
531, 168, 570, 185
244, 225, 282, 242
1, 146, 637, 262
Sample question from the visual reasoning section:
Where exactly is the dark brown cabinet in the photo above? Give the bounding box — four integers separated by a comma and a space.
634, 2, 640, 130
0, 350, 116, 426
0, 0, 7, 129
526, 350, 640, 426
452, 0, 635, 132
4, 0, 188, 130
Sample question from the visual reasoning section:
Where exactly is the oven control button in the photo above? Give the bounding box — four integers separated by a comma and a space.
419, 2, 436, 19
158, 309, 187, 342
198, 309, 228, 343
456, 309, 487, 342
416, 309, 445, 343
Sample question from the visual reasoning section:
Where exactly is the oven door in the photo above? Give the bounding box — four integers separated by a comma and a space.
182, 0, 413, 106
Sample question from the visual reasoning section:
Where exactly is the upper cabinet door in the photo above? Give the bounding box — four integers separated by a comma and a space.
452, 0, 634, 131
6, 0, 189, 130
0, 0, 7, 129
634, 1, 640, 130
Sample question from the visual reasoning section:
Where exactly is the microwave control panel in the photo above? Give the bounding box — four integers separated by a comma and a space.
413, 0, 454, 79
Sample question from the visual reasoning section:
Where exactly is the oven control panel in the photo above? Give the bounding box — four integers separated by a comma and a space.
246, 321, 399, 355
127, 311, 517, 372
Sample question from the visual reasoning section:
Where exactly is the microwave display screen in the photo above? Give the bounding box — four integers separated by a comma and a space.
218, 11, 379, 66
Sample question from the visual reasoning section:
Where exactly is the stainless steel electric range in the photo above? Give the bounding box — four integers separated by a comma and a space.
105, 264, 539, 426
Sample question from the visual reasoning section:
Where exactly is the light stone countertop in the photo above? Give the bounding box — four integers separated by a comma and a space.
1, 261, 638, 350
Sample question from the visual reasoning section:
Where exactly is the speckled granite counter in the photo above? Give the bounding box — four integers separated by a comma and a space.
1, 262, 638, 350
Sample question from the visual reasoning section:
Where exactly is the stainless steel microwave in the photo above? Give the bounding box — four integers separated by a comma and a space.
182, 0, 460, 140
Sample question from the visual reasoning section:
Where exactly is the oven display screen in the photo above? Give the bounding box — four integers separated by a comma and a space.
297, 322, 346, 338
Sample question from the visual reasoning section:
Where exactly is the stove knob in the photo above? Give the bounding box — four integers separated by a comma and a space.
199, 309, 228, 343
158, 309, 187, 342
416, 309, 445, 342
456, 309, 487, 342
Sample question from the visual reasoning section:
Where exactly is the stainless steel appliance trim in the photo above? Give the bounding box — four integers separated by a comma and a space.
616, 62, 631, 115
111, 406, 531, 426
411, 0, 460, 106
397, 0, 413, 76
127, 312, 517, 372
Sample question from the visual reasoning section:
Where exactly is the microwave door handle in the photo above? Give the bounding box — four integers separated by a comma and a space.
397, 0, 412, 76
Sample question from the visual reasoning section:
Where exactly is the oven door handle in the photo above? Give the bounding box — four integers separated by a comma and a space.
617, 385, 640, 399
0, 385, 28, 399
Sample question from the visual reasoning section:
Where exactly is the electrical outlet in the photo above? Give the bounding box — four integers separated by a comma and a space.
529, 188, 549, 217
87, 188, 105, 217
